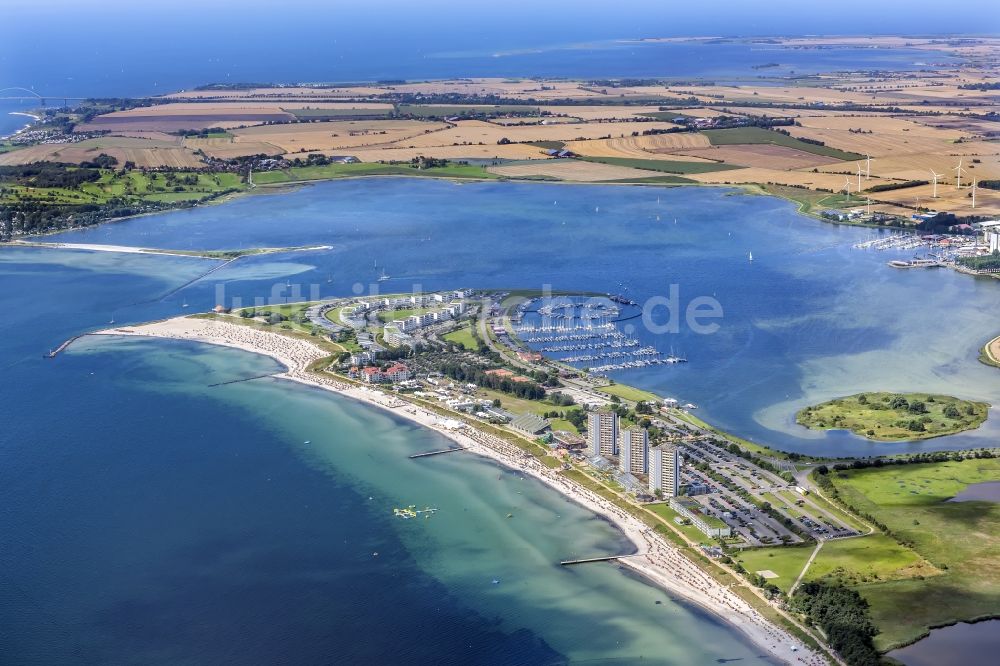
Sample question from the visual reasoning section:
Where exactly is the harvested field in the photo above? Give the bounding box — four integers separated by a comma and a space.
348, 143, 546, 162
685, 166, 889, 191
782, 125, 979, 159
678, 144, 842, 170
232, 120, 449, 153
183, 137, 284, 159
566, 133, 713, 159
538, 105, 673, 121
487, 159, 676, 182
0, 143, 204, 168
78, 113, 292, 133
387, 120, 681, 149
818, 151, 1000, 183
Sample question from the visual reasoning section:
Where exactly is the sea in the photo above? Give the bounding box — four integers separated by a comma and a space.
2, 180, 998, 664
1, 8, 996, 661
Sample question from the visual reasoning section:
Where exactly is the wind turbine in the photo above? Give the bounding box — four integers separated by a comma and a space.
930, 169, 942, 198
972, 178, 977, 209
865, 154, 871, 179
856, 163, 863, 192
844, 176, 851, 200
866, 197, 872, 216
953, 158, 966, 189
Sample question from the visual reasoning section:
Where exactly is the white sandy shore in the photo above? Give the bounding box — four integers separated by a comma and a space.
10, 241, 332, 258
91, 316, 826, 665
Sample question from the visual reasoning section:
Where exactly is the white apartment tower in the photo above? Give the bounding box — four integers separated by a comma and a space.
587, 410, 619, 458
649, 443, 679, 497
619, 427, 648, 475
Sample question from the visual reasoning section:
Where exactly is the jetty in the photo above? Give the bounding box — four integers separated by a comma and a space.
560, 552, 641, 566
207, 373, 279, 387
44, 334, 87, 358
409, 446, 468, 459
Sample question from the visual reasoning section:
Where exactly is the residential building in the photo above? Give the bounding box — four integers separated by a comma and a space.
649, 443, 679, 497
619, 427, 649, 475
384, 363, 411, 382
587, 410, 619, 458
361, 367, 386, 383
670, 497, 731, 538
349, 351, 375, 366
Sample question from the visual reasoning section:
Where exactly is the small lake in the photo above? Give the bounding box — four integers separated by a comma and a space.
888, 620, 1000, 666
948, 481, 1000, 503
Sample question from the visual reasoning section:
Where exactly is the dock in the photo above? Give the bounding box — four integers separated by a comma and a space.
409, 446, 468, 459
207, 373, 279, 387
559, 553, 639, 566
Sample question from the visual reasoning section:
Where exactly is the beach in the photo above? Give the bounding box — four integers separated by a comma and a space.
91, 315, 825, 666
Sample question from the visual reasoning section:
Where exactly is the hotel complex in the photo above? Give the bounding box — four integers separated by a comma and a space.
649, 443, 680, 497
619, 426, 649, 475
587, 410, 619, 457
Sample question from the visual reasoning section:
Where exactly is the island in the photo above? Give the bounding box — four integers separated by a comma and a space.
796, 392, 989, 441
981, 334, 1000, 369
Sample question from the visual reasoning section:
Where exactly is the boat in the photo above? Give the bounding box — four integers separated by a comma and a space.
181, 299, 189, 308
748, 250, 754, 262
378, 268, 390, 282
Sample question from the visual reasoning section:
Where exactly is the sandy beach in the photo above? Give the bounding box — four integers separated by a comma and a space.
91, 316, 826, 665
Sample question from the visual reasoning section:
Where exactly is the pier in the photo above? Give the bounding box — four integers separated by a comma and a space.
560, 553, 640, 566
409, 446, 468, 459
207, 373, 280, 387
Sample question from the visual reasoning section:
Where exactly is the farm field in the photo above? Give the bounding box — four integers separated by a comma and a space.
702, 127, 863, 161
566, 133, 713, 158
577, 155, 742, 175
0, 135, 206, 168
827, 458, 1000, 650
487, 159, 689, 182
231, 119, 450, 154
677, 144, 843, 170
251, 161, 499, 185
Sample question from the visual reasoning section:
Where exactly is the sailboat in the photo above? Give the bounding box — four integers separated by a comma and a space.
748, 250, 754, 262
181, 299, 189, 308
378, 268, 390, 282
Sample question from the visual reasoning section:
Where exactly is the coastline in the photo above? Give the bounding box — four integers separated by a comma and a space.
90, 315, 825, 666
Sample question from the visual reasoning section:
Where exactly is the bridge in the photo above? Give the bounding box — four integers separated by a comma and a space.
559, 552, 643, 566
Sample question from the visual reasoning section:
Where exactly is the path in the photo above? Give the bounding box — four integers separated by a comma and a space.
790, 541, 824, 596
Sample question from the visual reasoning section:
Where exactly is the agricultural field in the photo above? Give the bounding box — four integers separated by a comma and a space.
231, 119, 450, 154
487, 159, 691, 182
827, 458, 1000, 649
577, 155, 742, 175
0, 135, 205, 168
677, 144, 843, 170
566, 132, 713, 158
702, 127, 863, 161
251, 161, 499, 185
796, 392, 989, 442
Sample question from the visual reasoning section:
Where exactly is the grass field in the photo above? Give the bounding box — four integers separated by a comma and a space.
0, 169, 245, 206
286, 107, 391, 119
829, 458, 1000, 649
252, 161, 499, 185
702, 127, 863, 161
757, 184, 865, 216
596, 383, 661, 403
577, 155, 743, 175
377, 307, 434, 323
796, 392, 989, 441
442, 324, 478, 350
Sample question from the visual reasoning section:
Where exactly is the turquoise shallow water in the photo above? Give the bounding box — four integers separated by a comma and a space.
3, 179, 999, 663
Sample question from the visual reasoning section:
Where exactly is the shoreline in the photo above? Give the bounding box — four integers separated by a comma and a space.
90, 315, 824, 666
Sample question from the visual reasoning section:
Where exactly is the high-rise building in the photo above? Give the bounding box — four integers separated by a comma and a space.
587, 410, 619, 458
619, 427, 648, 475
649, 443, 679, 497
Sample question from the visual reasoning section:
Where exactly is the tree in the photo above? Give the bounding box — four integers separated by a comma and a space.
890, 395, 909, 410
857, 394, 867, 405
943, 404, 961, 419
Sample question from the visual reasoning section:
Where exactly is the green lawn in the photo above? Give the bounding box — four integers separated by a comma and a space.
252, 161, 499, 185
442, 324, 479, 350
702, 127, 863, 161
596, 383, 660, 403
797, 392, 989, 442
377, 307, 433, 323
577, 155, 742, 175
829, 458, 1000, 649
736, 545, 815, 592
756, 183, 867, 216
645, 502, 714, 543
